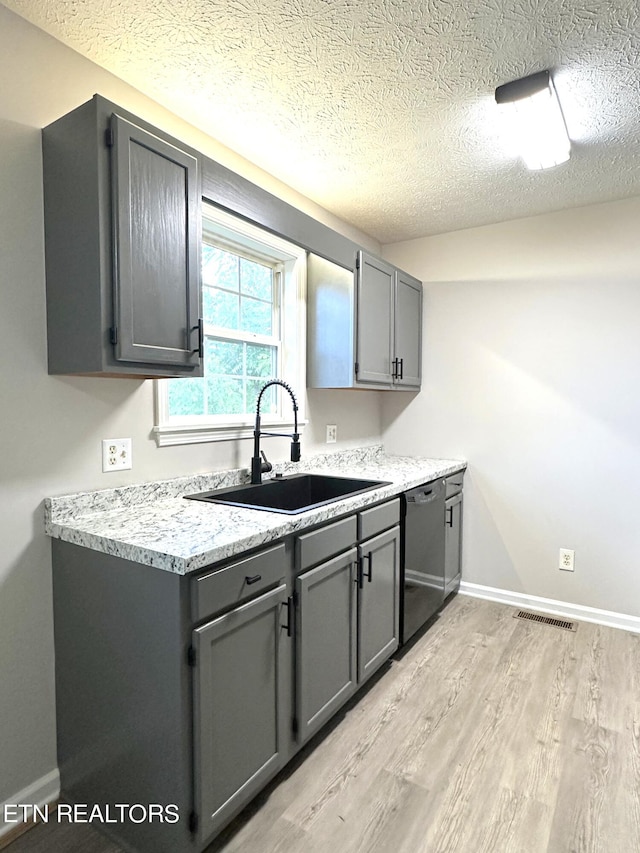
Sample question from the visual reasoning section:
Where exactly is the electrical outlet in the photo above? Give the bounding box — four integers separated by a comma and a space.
326, 424, 337, 444
102, 438, 132, 472
559, 548, 575, 571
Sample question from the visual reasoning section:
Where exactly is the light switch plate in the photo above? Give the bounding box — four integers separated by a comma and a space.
326, 424, 337, 444
102, 438, 132, 472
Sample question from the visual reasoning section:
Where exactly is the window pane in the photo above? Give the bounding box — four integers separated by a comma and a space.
167, 377, 205, 416
246, 343, 276, 378
247, 379, 277, 414
241, 258, 273, 301
202, 245, 239, 291
206, 288, 240, 330
241, 296, 272, 336
205, 339, 243, 376
202, 286, 219, 327
206, 376, 244, 415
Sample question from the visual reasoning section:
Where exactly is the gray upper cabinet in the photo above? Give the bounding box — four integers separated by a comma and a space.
307, 250, 422, 390
357, 251, 422, 389
111, 114, 200, 366
356, 253, 395, 384
192, 583, 291, 844
42, 95, 203, 377
393, 269, 423, 388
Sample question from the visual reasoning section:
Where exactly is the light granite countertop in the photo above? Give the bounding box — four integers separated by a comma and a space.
45, 445, 466, 575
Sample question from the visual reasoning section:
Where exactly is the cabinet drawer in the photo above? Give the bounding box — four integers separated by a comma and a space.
296, 516, 357, 571
192, 543, 286, 622
445, 470, 465, 499
358, 498, 400, 541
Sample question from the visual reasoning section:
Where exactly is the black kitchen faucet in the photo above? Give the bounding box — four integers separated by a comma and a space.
251, 380, 301, 484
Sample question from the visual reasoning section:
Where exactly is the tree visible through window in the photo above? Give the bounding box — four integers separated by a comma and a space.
167, 237, 281, 418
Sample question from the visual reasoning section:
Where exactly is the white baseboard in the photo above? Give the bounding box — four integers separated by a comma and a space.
0, 768, 60, 840
460, 581, 640, 635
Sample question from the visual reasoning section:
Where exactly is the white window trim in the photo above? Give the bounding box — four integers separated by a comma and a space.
153, 204, 307, 447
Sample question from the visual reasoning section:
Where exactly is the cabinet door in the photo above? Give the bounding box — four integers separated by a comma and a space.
444, 493, 463, 597
192, 584, 290, 843
112, 114, 201, 366
356, 251, 394, 385
357, 526, 400, 683
393, 271, 422, 388
296, 548, 358, 743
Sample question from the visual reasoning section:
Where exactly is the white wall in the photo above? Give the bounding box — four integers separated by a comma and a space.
382, 196, 640, 618
0, 6, 382, 810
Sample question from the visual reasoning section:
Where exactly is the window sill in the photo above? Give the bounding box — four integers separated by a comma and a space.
153, 419, 307, 447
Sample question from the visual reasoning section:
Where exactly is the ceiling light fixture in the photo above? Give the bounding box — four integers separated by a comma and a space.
495, 70, 571, 170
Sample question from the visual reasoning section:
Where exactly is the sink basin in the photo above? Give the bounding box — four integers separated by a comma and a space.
185, 473, 390, 515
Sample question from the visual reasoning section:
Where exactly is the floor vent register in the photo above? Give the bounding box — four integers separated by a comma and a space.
513, 610, 577, 632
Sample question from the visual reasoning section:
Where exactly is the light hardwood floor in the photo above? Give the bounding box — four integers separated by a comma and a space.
9, 595, 640, 853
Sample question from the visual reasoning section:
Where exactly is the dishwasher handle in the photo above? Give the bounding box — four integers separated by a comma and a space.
408, 481, 444, 505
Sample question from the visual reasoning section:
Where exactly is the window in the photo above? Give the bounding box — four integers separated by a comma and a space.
173, 242, 280, 418
154, 204, 306, 446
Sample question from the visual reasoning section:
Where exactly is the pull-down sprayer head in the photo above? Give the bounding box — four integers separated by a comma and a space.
251, 380, 301, 483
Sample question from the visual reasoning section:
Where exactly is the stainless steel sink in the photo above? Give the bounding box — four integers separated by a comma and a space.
185, 473, 390, 515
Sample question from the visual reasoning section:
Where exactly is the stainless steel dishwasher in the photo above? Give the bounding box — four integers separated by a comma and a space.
400, 478, 446, 644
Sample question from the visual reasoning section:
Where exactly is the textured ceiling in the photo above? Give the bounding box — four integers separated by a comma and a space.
4, 0, 640, 243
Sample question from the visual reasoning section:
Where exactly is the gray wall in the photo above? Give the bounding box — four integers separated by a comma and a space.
382, 195, 640, 618
0, 6, 382, 816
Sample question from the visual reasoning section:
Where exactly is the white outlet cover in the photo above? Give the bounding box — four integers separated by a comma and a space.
102, 438, 132, 472
559, 548, 575, 572
326, 424, 337, 444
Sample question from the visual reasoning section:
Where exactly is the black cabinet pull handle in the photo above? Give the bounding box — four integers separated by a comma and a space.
398, 357, 404, 380
362, 552, 372, 584
357, 554, 373, 588
446, 507, 453, 527
391, 357, 398, 379
191, 318, 204, 358
245, 574, 262, 585
281, 595, 294, 636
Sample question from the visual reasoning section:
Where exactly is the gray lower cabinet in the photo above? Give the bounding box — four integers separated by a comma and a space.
295, 503, 401, 746
357, 526, 401, 681
192, 583, 291, 844
42, 95, 203, 377
295, 548, 358, 742
445, 491, 463, 597
51, 500, 401, 853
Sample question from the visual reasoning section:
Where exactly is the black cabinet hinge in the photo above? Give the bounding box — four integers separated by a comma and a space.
187, 646, 196, 667
109, 327, 118, 345
354, 362, 359, 375
105, 127, 115, 148
189, 811, 198, 834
